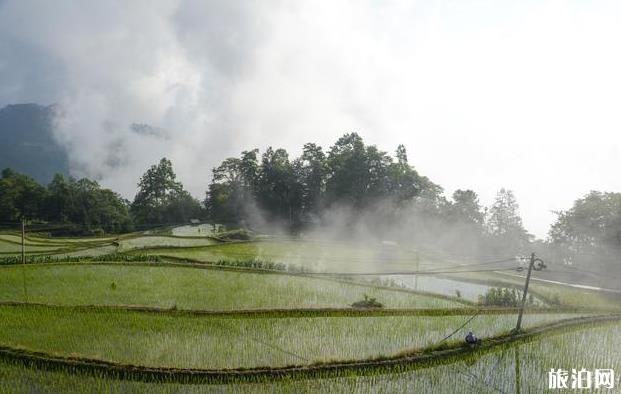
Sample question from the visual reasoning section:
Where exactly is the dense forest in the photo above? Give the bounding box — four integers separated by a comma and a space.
0, 132, 619, 263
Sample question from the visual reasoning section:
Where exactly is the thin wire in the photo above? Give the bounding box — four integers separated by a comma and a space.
3, 224, 521, 271
307, 267, 519, 277
437, 309, 482, 344
209, 317, 310, 363
543, 261, 621, 282
415, 257, 517, 272
245, 335, 310, 362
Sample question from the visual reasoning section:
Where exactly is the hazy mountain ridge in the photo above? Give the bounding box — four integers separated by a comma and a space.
0, 103, 69, 183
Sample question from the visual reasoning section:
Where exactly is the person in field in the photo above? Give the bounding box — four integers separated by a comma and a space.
465, 331, 477, 344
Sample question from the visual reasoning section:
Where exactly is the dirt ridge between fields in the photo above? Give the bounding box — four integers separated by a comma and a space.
0, 314, 619, 383
0, 301, 599, 318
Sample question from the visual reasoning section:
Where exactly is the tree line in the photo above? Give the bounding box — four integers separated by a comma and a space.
205, 133, 438, 226
0, 132, 619, 265
0, 159, 201, 234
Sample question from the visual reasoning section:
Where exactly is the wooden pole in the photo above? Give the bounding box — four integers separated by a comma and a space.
21, 218, 25, 265
515, 252, 535, 331
21, 218, 28, 301
414, 252, 419, 290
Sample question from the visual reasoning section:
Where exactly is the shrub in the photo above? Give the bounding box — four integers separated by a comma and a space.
351, 294, 384, 309
0, 253, 160, 266
477, 287, 533, 307
209, 229, 255, 242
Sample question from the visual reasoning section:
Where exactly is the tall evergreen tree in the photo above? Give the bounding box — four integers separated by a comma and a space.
486, 188, 530, 253
131, 158, 201, 225
256, 147, 297, 223
297, 143, 327, 219
451, 189, 485, 227
205, 151, 259, 224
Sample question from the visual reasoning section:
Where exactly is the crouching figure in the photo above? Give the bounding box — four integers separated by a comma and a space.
465, 331, 478, 345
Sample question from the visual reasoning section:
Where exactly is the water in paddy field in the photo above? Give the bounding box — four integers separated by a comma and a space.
171, 223, 222, 237
384, 275, 493, 302
382, 275, 491, 301
385, 275, 548, 305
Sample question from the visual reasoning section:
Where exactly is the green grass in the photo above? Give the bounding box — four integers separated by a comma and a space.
0, 240, 66, 254
1, 321, 618, 393
0, 233, 83, 254
134, 239, 432, 272
449, 270, 621, 311
0, 233, 115, 256
4, 231, 619, 311
135, 240, 621, 310
0, 233, 114, 246
60, 245, 120, 257
0, 232, 618, 392
0, 234, 77, 245
0, 232, 219, 257
0, 264, 460, 310
117, 236, 217, 251
0, 305, 590, 369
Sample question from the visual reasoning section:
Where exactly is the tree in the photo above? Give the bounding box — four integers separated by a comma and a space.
45, 176, 132, 234
43, 173, 71, 223
165, 190, 203, 224
256, 147, 297, 224
131, 158, 201, 225
450, 189, 485, 227
206, 158, 243, 224
205, 151, 259, 225
548, 191, 621, 265
0, 168, 46, 221
0, 168, 132, 233
486, 188, 530, 254
204, 133, 441, 231
240, 149, 260, 192
325, 136, 438, 209
365, 145, 393, 202
297, 143, 327, 219
66, 178, 132, 233
487, 189, 524, 235
325, 133, 369, 208
387, 144, 439, 203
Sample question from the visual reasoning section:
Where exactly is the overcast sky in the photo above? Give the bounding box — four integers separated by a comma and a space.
1, 0, 620, 238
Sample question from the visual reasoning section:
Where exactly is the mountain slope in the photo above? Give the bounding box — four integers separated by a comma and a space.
0, 103, 69, 183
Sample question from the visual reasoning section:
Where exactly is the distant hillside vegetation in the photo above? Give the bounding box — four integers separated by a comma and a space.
0, 103, 70, 183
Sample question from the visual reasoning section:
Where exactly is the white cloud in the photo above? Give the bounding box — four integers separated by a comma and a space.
1, 0, 620, 237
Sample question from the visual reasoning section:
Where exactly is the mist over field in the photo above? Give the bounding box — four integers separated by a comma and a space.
1, 3, 621, 392
2, 1, 621, 238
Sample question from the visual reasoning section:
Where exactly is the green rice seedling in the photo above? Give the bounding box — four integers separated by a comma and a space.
133, 239, 432, 273
0, 264, 458, 309
118, 236, 217, 251
0, 322, 618, 393
0, 305, 596, 370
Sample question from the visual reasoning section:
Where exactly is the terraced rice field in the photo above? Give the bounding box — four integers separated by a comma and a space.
0, 231, 220, 257
0, 264, 459, 309
0, 305, 595, 369
1, 321, 619, 392
117, 236, 217, 251
132, 239, 441, 274
1, 226, 619, 393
